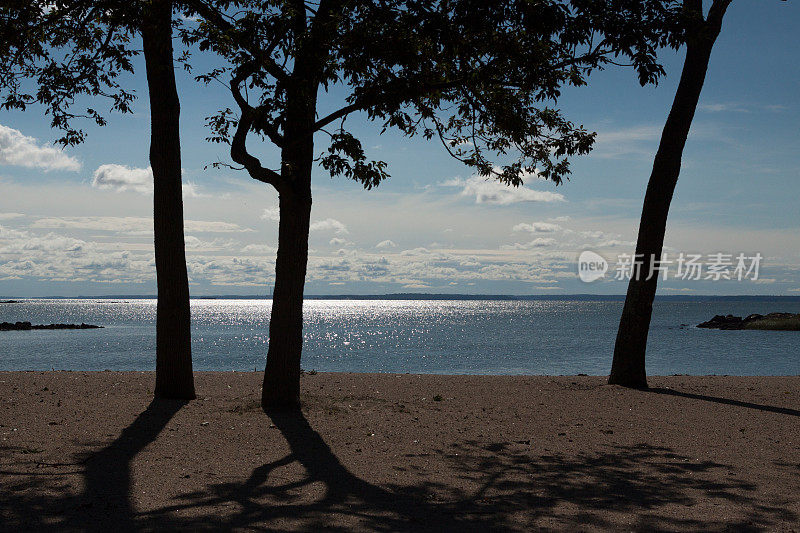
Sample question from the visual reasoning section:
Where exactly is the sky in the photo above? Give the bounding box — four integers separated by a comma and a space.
1, 2, 798, 297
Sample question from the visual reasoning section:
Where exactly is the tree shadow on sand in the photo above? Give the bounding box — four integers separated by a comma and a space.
647, 388, 800, 417
1, 404, 796, 531
0, 399, 186, 532
144, 409, 795, 532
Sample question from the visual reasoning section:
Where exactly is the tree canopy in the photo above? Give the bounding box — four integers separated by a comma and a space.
0, 0, 139, 146
184, 0, 683, 191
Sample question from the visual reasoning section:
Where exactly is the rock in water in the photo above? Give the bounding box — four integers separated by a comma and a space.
697, 313, 800, 331
742, 313, 800, 331
697, 315, 745, 329
0, 322, 103, 331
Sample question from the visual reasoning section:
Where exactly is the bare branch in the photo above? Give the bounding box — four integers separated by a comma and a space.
231, 104, 285, 191
314, 102, 362, 131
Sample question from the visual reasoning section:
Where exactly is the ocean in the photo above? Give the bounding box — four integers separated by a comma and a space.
1, 298, 798, 375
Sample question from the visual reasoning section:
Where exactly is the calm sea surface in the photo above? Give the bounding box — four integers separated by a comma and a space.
1, 299, 798, 375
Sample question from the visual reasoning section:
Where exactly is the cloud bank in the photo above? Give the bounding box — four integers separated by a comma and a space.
0, 124, 81, 171
444, 175, 565, 205
92, 164, 203, 197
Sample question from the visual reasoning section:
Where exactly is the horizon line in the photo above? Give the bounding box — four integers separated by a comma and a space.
3, 293, 800, 300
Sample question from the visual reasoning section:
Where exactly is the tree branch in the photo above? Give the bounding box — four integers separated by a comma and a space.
230, 103, 284, 191
706, 0, 733, 32
313, 78, 466, 132
183, 0, 290, 84
314, 102, 362, 131
230, 66, 285, 148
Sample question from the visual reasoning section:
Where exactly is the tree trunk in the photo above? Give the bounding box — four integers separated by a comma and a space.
608, 22, 722, 388
262, 190, 312, 409
142, 0, 195, 400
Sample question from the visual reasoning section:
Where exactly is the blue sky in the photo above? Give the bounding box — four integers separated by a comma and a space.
0, 2, 798, 297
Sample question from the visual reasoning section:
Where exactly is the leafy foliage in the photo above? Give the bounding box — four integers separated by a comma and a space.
0, 0, 139, 146
184, 0, 683, 191
320, 132, 388, 190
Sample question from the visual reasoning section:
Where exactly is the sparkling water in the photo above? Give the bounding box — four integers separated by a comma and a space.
1, 299, 798, 375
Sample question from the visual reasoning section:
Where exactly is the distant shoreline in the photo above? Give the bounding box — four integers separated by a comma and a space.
3, 293, 800, 301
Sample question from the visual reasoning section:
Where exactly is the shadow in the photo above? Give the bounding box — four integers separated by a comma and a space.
139, 408, 471, 531
1, 403, 796, 531
0, 398, 185, 532
137, 409, 795, 532
76, 399, 186, 531
648, 388, 800, 417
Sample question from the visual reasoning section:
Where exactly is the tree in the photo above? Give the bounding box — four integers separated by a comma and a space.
142, 0, 196, 399
187, 0, 675, 409
608, 0, 731, 388
1, 0, 195, 399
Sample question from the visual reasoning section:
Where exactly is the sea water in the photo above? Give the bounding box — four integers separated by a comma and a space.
1, 299, 798, 375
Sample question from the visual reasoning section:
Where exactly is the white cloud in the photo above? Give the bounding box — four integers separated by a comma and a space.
184, 236, 203, 249
0, 224, 28, 240
399, 247, 430, 256
1, 232, 89, 254
310, 218, 348, 234
241, 243, 276, 255
183, 236, 237, 251
512, 222, 561, 233
596, 125, 662, 144
699, 102, 749, 113
376, 239, 397, 249
184, 220, 252, 233
700, 102, 788, 114
181, 182, 204, 198
31, 216, 251, 234
591, 123, 723, 159
329, 237, 350, 246
0, 124, 81, 171
260, 207, 280, 221
591, 125, 661, 158
0, 225, 154, 284
501, 238, 557, 250
445, 175, 565, 205
32, 216, 153, 233
595, 239, 636, 248
0, 213, 24, 220
91, 164, 204, 197
92, 164, 153, 194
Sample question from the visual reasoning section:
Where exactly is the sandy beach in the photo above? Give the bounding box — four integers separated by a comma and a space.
1, 371, 798, 531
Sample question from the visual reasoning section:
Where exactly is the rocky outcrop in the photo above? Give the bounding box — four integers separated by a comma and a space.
697, 313, 800, 331
0, 322, 103, 331
697, 314, 746, 329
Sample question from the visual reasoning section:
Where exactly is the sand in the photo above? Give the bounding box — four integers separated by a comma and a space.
1, 371, 798, 531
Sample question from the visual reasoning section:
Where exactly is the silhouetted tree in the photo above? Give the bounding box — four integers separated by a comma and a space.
185, 0, 677, 409
1, 0, 195, 399
609, 0, 731, 388
142, 0, 196, 399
